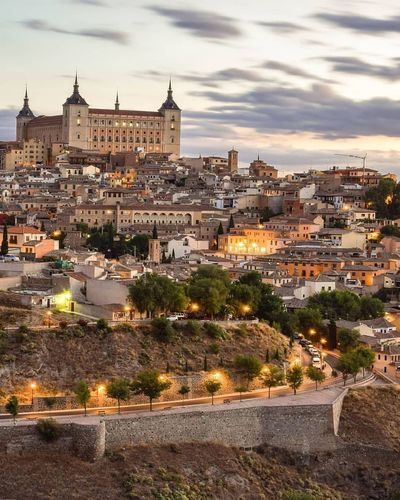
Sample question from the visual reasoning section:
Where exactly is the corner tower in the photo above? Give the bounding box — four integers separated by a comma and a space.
16, 87, 35, 141
159, 79, 181, 157
62, 74, 89, 149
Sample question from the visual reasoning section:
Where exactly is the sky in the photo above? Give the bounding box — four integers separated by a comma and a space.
2, 0, 400, 173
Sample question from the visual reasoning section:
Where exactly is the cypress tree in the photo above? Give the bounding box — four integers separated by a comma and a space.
152, 223, 158, 240
1, 224, 8, 256
217, 222, 224, 235
228, 215, 234, 232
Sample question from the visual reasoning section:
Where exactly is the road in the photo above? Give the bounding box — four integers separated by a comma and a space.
0, 373, 362, 422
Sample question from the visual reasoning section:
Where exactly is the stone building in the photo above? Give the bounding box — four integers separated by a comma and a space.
16, 77, 181, 158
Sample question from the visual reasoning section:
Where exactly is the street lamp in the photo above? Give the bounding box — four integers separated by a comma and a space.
30, 382, 36, 405
191, 303, 199, 312
124, 305, 132, 320
97, 384, 105, 403
309, 328, 316, 336
242, 304, 251, 315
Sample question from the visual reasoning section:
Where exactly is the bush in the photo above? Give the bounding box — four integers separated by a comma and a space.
77, 318, 88, 328
115, 322, 134, 334
185, 319, 202, 336
96, 318, 109, 331
36, 418, 62, 442
283, 491, 316, 500
204, 322, 226, 340
209, 342, 220, 354
151, 317, 174, 342
236, 323, 248, 337
59, 320, 68, 330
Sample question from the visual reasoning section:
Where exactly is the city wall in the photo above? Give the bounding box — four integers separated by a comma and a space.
0, 387, 348, 461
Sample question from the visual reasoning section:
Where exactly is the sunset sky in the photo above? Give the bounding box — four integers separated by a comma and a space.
2, 0, 400, 172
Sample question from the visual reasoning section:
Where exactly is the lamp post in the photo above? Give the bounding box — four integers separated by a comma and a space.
97, 384, 105, 405
30, 382, 36, 405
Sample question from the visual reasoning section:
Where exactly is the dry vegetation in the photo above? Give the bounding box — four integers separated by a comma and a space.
0, 321, 288, 393
0, 444, 338, 500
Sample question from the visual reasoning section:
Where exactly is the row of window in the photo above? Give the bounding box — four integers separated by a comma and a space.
91, 120, 162, 128
93, 136, 160, 144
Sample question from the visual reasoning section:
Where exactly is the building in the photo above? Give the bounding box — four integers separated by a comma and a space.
249, 157, 278, 178
16, 77, 181, 158
228, 149, 238, 172
0, 139, 45, 170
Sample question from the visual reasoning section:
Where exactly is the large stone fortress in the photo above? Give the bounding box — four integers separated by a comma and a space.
16, 76, 181, 157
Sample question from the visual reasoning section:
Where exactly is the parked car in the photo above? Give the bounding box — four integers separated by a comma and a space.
4, 255, 19, 262
166, 315, 179, 321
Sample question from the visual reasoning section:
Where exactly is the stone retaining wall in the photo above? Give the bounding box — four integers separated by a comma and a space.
0, 388, 348, 461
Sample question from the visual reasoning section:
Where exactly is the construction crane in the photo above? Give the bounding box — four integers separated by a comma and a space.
334, 153, 368, 186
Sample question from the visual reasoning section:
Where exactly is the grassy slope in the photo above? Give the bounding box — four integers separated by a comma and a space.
0, 322, 288, 392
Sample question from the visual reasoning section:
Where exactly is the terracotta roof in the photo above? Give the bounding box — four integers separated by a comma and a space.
0, 226, 45, 234
28, 115, 62, 127
89, 109, 162, 117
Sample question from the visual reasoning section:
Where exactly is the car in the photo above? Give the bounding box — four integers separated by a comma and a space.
172, 312, 187, 319
166, 315, 179, 321
312, 356, 321, 364
4, 255, 20, 262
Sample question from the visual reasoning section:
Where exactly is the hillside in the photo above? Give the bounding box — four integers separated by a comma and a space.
0, 443, 339, 500
340, 385, 400, 451
0, 321, 288, 394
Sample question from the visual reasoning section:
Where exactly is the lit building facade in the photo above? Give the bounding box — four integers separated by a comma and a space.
16, 77, 181, 157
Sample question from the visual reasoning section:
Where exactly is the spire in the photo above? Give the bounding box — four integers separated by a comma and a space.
17, 86, 35, 119
64, 72, 88, 106
159, 77, 180, 112
115, 91, 120, 111
74, 72, 79, 93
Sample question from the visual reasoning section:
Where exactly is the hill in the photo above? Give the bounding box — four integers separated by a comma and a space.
0, 321, 288, 394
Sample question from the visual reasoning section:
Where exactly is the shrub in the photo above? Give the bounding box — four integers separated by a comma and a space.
77, 318, 88, 328
115, 322, 134, 334
0, 330, 8, 354
283, 491, 316, 500
96, 318, 109, 331
59, 320, 68, 330
204, 322, 226, 340
236, 323, 248, 337
36, 418, 62, 442
151, 317, 174, 342
209, 342, 220, 354
185, 319, 202, 336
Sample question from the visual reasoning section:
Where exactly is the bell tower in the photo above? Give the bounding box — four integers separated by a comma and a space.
159, 79, 181, 157
62, 73, 90, 149
16, 86, 35, 141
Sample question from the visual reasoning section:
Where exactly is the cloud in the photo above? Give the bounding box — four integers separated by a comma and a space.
147, 6, 242, 40
258, 21, 307, 34
324, 56, 400, 80
70, 0, 107, 5
315, 12, 400, 34
0, 108, 18, 141
261, 61, 335, 84
188, 83, 400, 140
21, 19, 129, 45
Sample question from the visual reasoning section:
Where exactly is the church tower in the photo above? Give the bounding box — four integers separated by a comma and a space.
148, 223, 161, 264
159, 79, 181, 157
16, 87, 35, 141
228, 148, 238, 172
62, 74, 90, 149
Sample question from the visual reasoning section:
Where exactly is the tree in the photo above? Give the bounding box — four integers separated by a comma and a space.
131, 369, 172, 411
234, 385, 247, 401
152, 223, 158, 240
5, 395, 19, 424
292, 308, 323, 337
360, 296, 384, 320
286, 365, 304, 395
188, 265, 231, 318
151, 317, 175, 342
337, 351, 361, 385
306, 366, 326, 391
204, 379, 221, 405
308, 290, 365, 321
228, 214, 234, 232
260, 364, 285, 398
365, 178, 399, 219
178, 385, 190, 399
74, 381, 91, 416
354, 345, 375, 377
106, 379, 131, 414
234, 355, 262, 388
217, 222, 224, 235
1, 224, 8, 256
129, 273, 188, 318
229, 283, 257, 317
338, 328, 360, 353
129, 234, 149, 259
